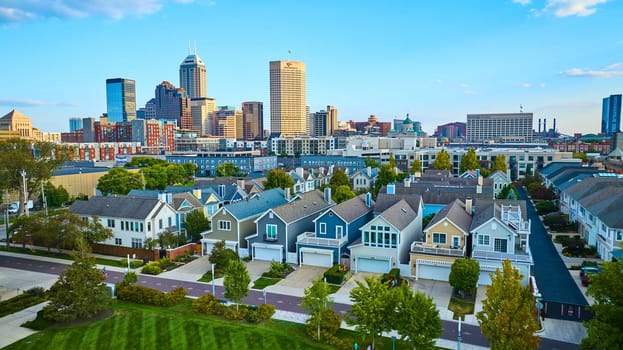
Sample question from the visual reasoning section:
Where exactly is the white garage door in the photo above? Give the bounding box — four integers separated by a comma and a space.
203, 240, 237, 255
254, 244, 282, 262
357, 257, 390, 273
418, 264, 451, 281
301, 249, 333, 268
478, 270, 493, 286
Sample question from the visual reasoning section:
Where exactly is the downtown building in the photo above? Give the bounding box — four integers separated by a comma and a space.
466, 113, 533, 143
242, 101, 264, 140
106, 78, 136, 122
602, 94, 622, 136
179, 50, 218, 136
155, 81, 193, 130
270, 60, 307, 136
310, 105, 338, 137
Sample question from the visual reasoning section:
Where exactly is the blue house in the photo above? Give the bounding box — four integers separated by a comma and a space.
296, 193, 374, 267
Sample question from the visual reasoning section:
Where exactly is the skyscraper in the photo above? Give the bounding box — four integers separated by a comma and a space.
242, 101, 263, 140
602, 94, 622, 136
155, 81, 192, 130
215, 106, 243, 139
69, 117, 83, 132
179, 51, 207, 99
106, 78, 136, 122
269, 60, 307, 136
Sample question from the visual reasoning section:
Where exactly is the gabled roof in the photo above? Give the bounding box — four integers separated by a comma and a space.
539, 161, 582, 178
577, 187, 623, 229
128, 189, 161, 198
172, 192, 203, 211
221, 188, 287, 220
70, 196, 169, 220
470, 199, 527, 232
375, 190, 422, 214
325, 194, 373, 223
425, 199, 472, 234
378, 199, 418, 231
488, 170, 508, 180
271, 190, 332, 223
564, 177, 623, 201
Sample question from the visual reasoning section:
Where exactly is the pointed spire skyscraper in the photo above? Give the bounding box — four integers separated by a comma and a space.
179, 49, 207, 99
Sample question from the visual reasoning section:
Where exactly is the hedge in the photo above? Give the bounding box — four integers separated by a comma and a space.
116, 285, 187, 306
120, 258, 144, 269
323, 264, 350, 285
192, 294, 275, 323
141, 262, 162, 275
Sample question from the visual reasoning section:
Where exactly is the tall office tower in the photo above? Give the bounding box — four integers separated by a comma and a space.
137, 98, 157, 120
155, 81, 192, 129
242, 101, 264, 140
82, 117, 95, 142
69, 117, 83, 132
269, 60, 307, 136
326, 105, 338, 136
191, 97, 217, 135
179, 50, 207, 99
310, 110, 330, 137
106, 78, 136, 122
214, 106, 243, 139
602, 94, 622, 136
466, 113, 534, 143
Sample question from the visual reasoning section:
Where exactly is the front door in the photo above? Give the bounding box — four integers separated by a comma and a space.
494, 238, 508, 253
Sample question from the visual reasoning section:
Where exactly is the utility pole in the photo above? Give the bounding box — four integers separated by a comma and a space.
20, 170, 29, 216
40, 181, 48, 218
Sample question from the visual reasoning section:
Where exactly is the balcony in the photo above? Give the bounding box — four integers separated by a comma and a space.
297, 232, 346, 248
410, 242, 465, 257
472, 249, 532, 263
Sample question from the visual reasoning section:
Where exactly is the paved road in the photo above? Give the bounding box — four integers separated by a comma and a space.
0, 254, 579, 349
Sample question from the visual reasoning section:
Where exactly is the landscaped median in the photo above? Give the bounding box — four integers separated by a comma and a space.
251, 261, 294, 290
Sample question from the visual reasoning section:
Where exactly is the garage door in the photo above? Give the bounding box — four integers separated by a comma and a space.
301, 249, 333, 268
203, 240, 237, 255
418, 263, 451, 281
357, 257, 390, 273
253, 244, 282, 262
478, 270, 493, 286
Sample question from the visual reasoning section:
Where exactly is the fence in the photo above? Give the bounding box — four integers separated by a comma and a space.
541, 300, 592, 322
92, 243, 157, 261
166, 243, 197, 261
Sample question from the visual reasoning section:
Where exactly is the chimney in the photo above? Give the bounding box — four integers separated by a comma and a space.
158, 192, 167, 203
403, 177, 411, 188
465, 197, 473, 214
285, 187, 291, 201
538, 118, 541, 134
218, 184, 226, 198
237, 179, 245, 190
296, 167, 304, 179
366, 166, 372, 177
324, 187, 333, 204
166, 192, 172, 204
365, 192, 372, 208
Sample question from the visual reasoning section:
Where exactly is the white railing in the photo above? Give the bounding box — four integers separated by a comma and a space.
296, 231, 346, 247
410, 243, 465, 257
472, 249, 532, 263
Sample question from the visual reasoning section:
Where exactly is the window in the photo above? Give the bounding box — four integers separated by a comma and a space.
432, 233, 447, 244
336, 225, 344, 238
131, 238, 143, 249
266, 224, 277, 240
140, 223, 144, 232
452, 236, 460, 248
319, 223, 326, 235
147, 222, 151, 232
120, 221, 125, 230
168, 217, 172, 227
218, 220, 231, 231
616, 231, 623, 241
115, 238, 122, 245
364, 225, 397, 248
107, 219, 115, 228
494, 238, 508, 253
159, 219, 163, 230
477, 235, 490, 245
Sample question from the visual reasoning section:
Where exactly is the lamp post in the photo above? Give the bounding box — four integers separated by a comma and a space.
126, 254, 130, 273
263, 288, 267, 304
457, 317, 462, 350
211, 263, 216, 296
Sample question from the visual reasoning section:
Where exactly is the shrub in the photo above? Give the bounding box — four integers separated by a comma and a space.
305, 310, 342, 344
116, 284, 187, 306
223, 305, 248, 321
323, 264, 350, 285
535, 201, 558, 216
25, 287, 46, 298
141, 262, 162, 275
192, 294, 226, 316
169, 287, 188, 303
256, 303, 275, 322
120, 258, 144, 269
264, 261, 294, 279
121, 271, 138, 286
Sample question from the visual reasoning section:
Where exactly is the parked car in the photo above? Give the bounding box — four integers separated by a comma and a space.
581, 269, 601, 286
579, 266, 601, 278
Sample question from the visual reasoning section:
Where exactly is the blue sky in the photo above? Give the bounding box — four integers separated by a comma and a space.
0, 0, 621, 135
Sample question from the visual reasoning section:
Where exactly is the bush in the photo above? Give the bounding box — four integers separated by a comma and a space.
305, 310, 342, 344
256, 303, 275, 322
535, 201, 558, 216
116, 284, 187, 306
169, 287, 188, 304
120, 258, 144, 269
223, 305, 249, 321
264, 261, 294, 279
141, 262, 162, 275
25, 287, 46, 298
192, 294, 226, 316
323, 264, 350, 285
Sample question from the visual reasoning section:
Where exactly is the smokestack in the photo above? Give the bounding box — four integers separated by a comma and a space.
543, 118, 547, 134
538, 118, 541, 134
553, 118, 557, 133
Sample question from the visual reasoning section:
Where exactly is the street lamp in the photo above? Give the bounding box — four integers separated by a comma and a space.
263, 288, 267, 304
457, 317, 462, 350
211, 263, 216, 296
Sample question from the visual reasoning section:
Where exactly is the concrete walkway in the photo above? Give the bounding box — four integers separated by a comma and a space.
0, 302, 48, 349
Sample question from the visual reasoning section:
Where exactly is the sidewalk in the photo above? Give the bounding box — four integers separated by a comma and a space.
0, 302, 48, 349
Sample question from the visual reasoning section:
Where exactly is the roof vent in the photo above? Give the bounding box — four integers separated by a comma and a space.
401, 208, 407, 213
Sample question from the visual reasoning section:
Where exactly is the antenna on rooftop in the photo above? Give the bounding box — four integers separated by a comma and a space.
288, 49, 292, 61
188, 40, 191, 55
194, 40, 197, 55
520, 104, 523, 113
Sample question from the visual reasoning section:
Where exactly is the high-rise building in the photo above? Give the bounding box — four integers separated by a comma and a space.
179, 51, 207, 99
69, 117, 83, 132
269, 60, 307, 136
106, 78, 136, 122
433, 122, 466, 141
466, 113, 533, 143
215, 106, 243, 139
327, 105, 338, 136
242, 101, 263, 140
155, 81, 192, 130
602, 94, 622, 136
191, 97, 217, 136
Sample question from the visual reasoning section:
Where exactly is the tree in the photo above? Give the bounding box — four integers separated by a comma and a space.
158, 231, 179, 249
364, 156, 380, 168
372, 164, 396, 198
0, 138, 69, 215
263, 169, 294, 192
125, 156, 169, 168
329, 168, 350, 190
581, 261, 623, 350
573, 152, 588, 163
391, 283, 442, 349
346, 276, 392, 349
410, 159, 422, 174
143, 237, 157, 251
217, 162, 241, 177
96, 167, 143, 196
476, 260, 540, 350
492, 155, 507, 173
497, 184, 519, 200
41, 182, 70, 208
43, 238, 111, 321
301, 276, 333, 341
433, 149, 452, 171
184, 210, 210, 241
388, 153, 396, 169
334, 185, 356, 204
459, 148, 480, 173
223, 259, 250, 311
449, 258, 480, 297
209, 240, 239, 270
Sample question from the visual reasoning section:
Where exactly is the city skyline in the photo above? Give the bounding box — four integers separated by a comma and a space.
0, 0, 622, 135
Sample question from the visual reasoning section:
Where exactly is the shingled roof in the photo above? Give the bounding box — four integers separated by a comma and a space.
327, 194, 374, 223
222, 188, 287, 220
271, 190, 332, 223
379, 199, 418, 231
425, 198, 472, 233
70, 196, 169, 220
470, 199, 527, 231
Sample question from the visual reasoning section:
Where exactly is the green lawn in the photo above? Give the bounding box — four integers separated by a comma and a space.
198, 271, 223, 282
0, 246, 128, 268
251, 277, 281, 289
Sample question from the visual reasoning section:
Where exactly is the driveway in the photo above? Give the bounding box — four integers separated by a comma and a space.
244, 260, 271, 282
275, 265, 326, 289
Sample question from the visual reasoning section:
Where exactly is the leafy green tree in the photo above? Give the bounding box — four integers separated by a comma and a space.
209, 240, 239, 270
347, 276, 392, 349
158, 231, 179, 249
43, 238, 111, 321
184, 210, 211, 241
477, 260, 540, 350
329, 168, 350, 190
410, 159, 422, 174
124, 156, 169, 168
422, 213, 436, 229
143, 237, 157, 251
334, 185, 356, 204
364, 156, 380, 168
217, 162, 241, 177
581, 261, 623, 350
496, 184, 519, 200
573, 152, 588, 163
264, 169, 294, 192
388, 153, 396, 169
40, 182, 70, 208
391, 283, 442, 349
0, 138, 69, 215
449, 258, 480, 297
223, 259, 250, 311
459, 148, 480, 173
97, 167, 143, 195
301, 276, 334, 341
433, 149, 452, 171
492, 155, 507, 173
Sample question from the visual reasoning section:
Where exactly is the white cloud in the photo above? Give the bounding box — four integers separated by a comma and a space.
521, 82, 532, 88
459, 83, 471, 88
562, 62, 623, 78
0, 0, 196, 23
513, 0, 532, 5
0, 98, 77, 107
544, 0, 608, 17
539, 83, 546, 88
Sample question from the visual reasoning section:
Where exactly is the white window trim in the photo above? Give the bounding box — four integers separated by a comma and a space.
452, 235, 460, 248
432, 232, 447, 245
319, 223, 326, 235
266, 224, 278, 239
218, 220, 231, 231
477, 234, 490, 246
336, 225, 344, 238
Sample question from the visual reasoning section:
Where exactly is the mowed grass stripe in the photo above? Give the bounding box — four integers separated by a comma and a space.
110, 311, 129, 349
78, 322, 105, 349
125, 310, 143, 349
